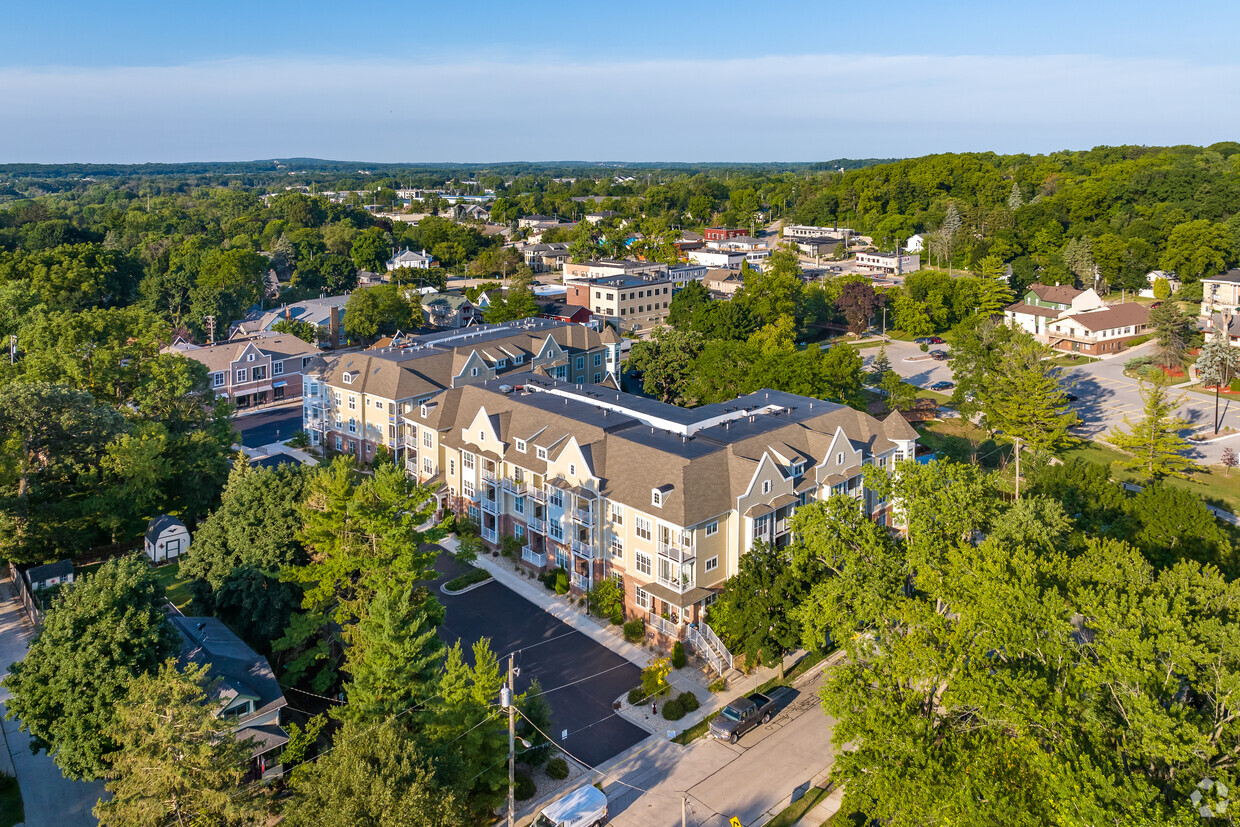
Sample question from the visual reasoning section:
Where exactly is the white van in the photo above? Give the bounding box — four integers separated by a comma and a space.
534, 784, 608, 827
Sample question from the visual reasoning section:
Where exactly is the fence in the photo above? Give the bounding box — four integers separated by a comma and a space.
8, 561, 42, 630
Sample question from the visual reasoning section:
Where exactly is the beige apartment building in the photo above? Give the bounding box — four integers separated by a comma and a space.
301, 319, 621, 462
403, 376, 918, 666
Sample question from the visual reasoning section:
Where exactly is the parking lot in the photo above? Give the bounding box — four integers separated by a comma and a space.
859, 338, 955, 390
431, 552, 648, 768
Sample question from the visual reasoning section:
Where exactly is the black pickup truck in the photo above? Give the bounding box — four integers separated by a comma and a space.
708, 692, 776, 743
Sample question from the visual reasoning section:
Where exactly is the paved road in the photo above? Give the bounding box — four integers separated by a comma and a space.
0, 575, 105, 826
234, 404, 302, 447
431, 553, 647, 768
604, 667, 836, 827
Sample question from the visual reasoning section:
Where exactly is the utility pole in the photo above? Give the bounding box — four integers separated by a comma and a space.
205, 315, 216, 345
505, 654, 516, 827
682, 795, 687, 827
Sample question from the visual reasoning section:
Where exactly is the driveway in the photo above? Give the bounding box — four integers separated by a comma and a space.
431, 553, 647, 768
0, 575, 105, 827
863, 339, 954, 389
603, 667, 837, 827
233, 403, 302, 447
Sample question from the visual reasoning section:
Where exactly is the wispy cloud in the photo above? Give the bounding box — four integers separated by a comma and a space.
3, 53, 1238, 162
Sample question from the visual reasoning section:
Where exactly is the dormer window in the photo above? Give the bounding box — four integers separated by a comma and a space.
420, 404, 428, 417
497, 358, 507, 369
516, 439, 527, 453
652, 489, 663, 508
791, 462, 804, 476
343, 371, 356, 385
762, 480, 772, 495
515, 355, 524, 364
537, 447, 548, 460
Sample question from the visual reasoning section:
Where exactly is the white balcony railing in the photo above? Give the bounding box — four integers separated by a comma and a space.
571, 572, 589, 591
657, 571, 696, 593
522, 546, 546, 567
657, 542, 694, 563
571, 538, 596, 558
527, 517, 546, 534
650, 614, 683, 639
527, 487, 548, 504
503, 478, 527, 496
571, 508, 594, 527
481, 527, 498, 544
481, 496, 498, 515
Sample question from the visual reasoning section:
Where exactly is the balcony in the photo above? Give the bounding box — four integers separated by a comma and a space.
481, 527, 498, 544
527, 487, 548, 505
571, 508, 594, 527
482, 471, 502, 487
571, 572, 589, 591
657, 542, 694, 564
503, 478, 528, 496
521, 546, 546, 568
657, 570, 697, 594
481, 495, 498, 515
571, 538, 597, 558
527, 516, 546, 534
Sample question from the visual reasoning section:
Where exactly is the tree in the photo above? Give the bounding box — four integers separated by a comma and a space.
737, 252, 804, 330
879, 369, 916, 412
94, 659, 264, 827
1160, 219, 1232, 282
835, 281, 881, 335
627, 327, 704, 404
1007, 181, 1024, 210
1224, 446, 1238, 473
337, 582, 445, 724
272, 318, 320, 344
890, 289, 934, 336
1107, 380, 1195, 479
708, 541, 805, 678
343, 284, 412, 340
283, 718, 469, 827
987, 495, 1072, 554
939, 203, 961, 275
2, 555, 177, 780
1061, 237, 1097, 290
350, 227, 391, 273
985, 336, 1080, 451
1152, 276, 1172, 300
666, 279, 710, 330
973, 255, 1014, 314
867, 345, 892, 385
1148, 299, 1192, 369
1194, 325, 1240, 432
1122, 482, 1235, 575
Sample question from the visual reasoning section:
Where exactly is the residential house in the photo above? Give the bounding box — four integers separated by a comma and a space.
537, 301, 594, 325
145, 515, 190, 563
1141, 270, 1180, 298
517, 242, 572, 273
1046, 303, 1152, 354
905, 233, 925, 253
403, 376, 916, 651
25, 560, 73, 592
387, 248, 436, 271
585, 210, 622, 224
517, 214, 557, 229
302, 319, 622, 463
165, 331, 322, 407
703, 269, 745, 296
421, 293, 480, 329
854, 251, 920, 276
170, 616, 288, 780
1004, 283, 1102, 338
1201, 269, 1240, 317
235, 294, 351, 348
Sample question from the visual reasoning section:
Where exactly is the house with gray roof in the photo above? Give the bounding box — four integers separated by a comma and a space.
165, 331, 322, 409
421, 293, 479, 329
235, 294, 352, 348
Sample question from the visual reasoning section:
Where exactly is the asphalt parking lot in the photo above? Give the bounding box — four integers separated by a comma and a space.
431, 552, 647, 768
234, 404, 302, 446
860, 339, 955, 389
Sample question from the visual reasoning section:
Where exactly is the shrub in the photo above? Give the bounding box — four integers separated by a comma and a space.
456, 517, 479, 536
919, 343, 929, 352
444, 568, 492, 592
671, 641, 686, 669
554, 569, 569, 595
454, 533, 484, 565
661, 697, 686, 720
514, 771, 535, 801
501, 535, 524, 558
623, 619, 645, 643
1124, 355, 1154, 372
286, 430, 311, 448
677, 690, 700, 712
641, 657, 672, 700
610, 610, 624, 626
708, 677, 728, 694
546, 757, 569, 780
627, 686, 645, 705
1231, 378, 1240, 394
587, 578, 625, 618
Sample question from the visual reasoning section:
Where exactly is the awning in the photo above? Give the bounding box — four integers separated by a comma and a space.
769, 493, 798, 510
241, 385, 273, 395
238, 724, 289, 758
643, 582, 715, 609
744, 503, 773, 518
795, 478, 818, 494
272, 380, 288, 388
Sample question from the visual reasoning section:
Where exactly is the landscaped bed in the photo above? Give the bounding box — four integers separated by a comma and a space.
443, 568, 493, 593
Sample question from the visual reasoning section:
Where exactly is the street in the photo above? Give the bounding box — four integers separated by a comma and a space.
603, 665, 836, 827
0, 574, 105, 827
234, 403, 302, 447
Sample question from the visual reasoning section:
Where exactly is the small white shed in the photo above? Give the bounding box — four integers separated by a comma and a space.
26, 559, 74, 591
145, 515, 190, 563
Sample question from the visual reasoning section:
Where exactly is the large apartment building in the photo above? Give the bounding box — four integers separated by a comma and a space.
165, 331, 322, 408
302, 319, 622, 461
403, 376, 918, 651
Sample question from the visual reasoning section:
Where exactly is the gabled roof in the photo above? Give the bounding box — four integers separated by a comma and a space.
1055, 302, 1150, 332
145, 514, 186, 544
1027, 283, 1083, 304
170, 616, 287, 737
26, 559, 72, 583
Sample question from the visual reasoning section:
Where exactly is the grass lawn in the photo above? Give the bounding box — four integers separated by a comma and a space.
766, 784, 832, 827
152, 561, 195, 610
0, 772, 23, 827
917, 419, 1012, 469
1047, 353, 1098, 367
1059, 441, 1240, 514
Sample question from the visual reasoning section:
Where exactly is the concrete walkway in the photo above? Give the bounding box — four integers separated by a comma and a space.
0, 572, 105, 827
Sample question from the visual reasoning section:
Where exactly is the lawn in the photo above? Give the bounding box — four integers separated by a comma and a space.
766, 784, 832, 827
0, 772, 22, 827
916, 419, 1012, 469
1047, 353, 1098, 367
151, 561, 195, 610
1059, 441, 1240, 515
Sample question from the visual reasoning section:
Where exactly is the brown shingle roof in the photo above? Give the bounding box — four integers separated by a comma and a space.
1027, 283, 1083, 304
1005, 301, 1062, 319
1057, 303, 1151, 332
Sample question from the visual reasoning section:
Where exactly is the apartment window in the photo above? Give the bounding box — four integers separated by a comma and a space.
348, 396, 356, 410
212, 372, 225, 387
235, 368, 247, 383
610, 536, 624, 559
651, 489, 663, 508
478, 431, 486, 443
302, 357, 311, 368
550, 521, 564, 541
550, 489, 563, 508
273, 361, 284, 376
463, 451, 475, 471
348, 441, 356, 455
762, 480, 772, 495
374, 399, 383, 409
792, 462, 804, 476
753, 514, 770, 538
537, 447, 548, 460
611, 504, 623, 525
516, 439, 527, 453
705, 556, 719, 572
423, 457, 433, 474
514, 354, 524, 364
595, 290, 602, 298
449, 459, 455, 476
636, 517, 651, 541
335, 436, 342, 450
705, 521, 719, 537
347, 419, 357, 433
606, 293, 614, 300
252, 365, 267, 381
576, 357, 584, 370
593, 353, 602, 367
247, 353, 255, 362
423, 431, 433, 448
568, 464, 577, 476
836, 452, 844, 465
471, 367, 479, 377
635, 587, 650, 610
497, 358, 507, 369
334, 392, 342, 406
514, 496, 525, 515
635, 551, 652, 576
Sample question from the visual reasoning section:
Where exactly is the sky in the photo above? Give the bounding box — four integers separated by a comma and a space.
3, 0, 1240, 164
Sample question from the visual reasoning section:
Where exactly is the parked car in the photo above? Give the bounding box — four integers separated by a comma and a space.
709, 692, 777, 743
927, 336, 945, 344
1064, 392, 1079, 402
929, 349, 948, 360
535, 784, 608, 827
930, 380, 956, 391
913, 337, 933, 344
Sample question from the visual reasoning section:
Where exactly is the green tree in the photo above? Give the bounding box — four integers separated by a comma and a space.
666, 279, 710, 329
1152, 275, 1171, 300
350, 227, 391, 273
1148, 300, 1192, 369
879, 369, 915, 412
272, 318, 320, 344
2, 555, 177, 780
1122, 482, 1235, 575
867, 345, 892, 385
343, 284, 413, 340
94, 659, 264, 827
985, 336, 1080, 451
283, 718, 469, 827
738, 252, 804, 330
1161, 219, 1232, 281
1194, 325, 1240, 432
708, 541, 805, 678
1107, 380, 1195, 479
627, 326, 704, 403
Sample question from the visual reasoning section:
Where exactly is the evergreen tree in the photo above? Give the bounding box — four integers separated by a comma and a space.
986, 337, 1079, 451
1149, 300, 1192, 369
1007, 180, 1025, 210
867, 345, 892, 385
1107, 380, 1195, 479
94, 660, 264, 827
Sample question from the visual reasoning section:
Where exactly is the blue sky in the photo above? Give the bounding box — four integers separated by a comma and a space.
3, 1, 1239, 163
